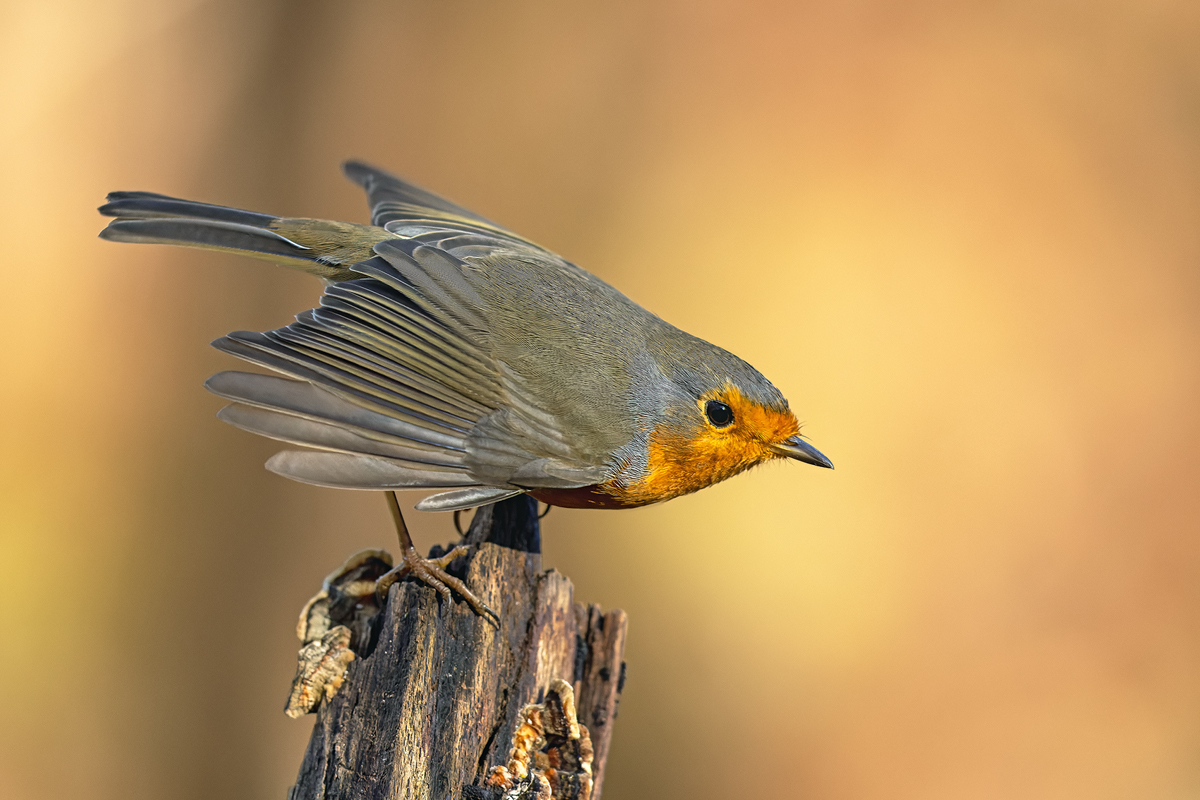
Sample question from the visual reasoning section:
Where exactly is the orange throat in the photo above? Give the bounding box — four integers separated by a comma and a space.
551, 386, 801, 509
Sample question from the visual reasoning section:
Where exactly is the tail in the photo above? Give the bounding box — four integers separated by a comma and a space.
98, 191, 380, 282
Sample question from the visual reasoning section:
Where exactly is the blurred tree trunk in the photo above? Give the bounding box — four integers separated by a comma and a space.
288, 496, 627, 800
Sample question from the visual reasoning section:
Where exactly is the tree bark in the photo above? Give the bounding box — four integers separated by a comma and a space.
288, 496, 627, 800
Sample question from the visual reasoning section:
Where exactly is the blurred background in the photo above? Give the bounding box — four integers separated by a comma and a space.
2, 1, 1199, 798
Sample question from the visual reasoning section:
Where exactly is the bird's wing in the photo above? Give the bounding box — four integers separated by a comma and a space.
207, 237, 610, 511
342, 160, 547, 251
343, 160, 491, 226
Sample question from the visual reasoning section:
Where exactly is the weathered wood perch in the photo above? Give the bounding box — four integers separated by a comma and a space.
288, 496, 627, 800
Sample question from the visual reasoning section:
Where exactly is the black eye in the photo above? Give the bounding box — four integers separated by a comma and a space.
705, 400, 734, 427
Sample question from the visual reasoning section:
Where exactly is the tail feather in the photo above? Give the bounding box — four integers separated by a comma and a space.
99, 191, 279, 227
99, 217, 316, 268
98, 190, 375, 280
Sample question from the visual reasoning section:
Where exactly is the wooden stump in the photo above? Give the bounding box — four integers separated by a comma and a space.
288, 496, 627, 800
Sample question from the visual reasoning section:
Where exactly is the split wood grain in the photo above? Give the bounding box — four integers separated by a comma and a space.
288, 496, 627, 800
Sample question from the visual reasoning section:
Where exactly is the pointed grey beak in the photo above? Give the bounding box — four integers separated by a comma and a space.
770, 436, 834, 469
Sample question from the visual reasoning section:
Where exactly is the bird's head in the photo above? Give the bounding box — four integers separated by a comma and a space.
603, 331, 833, 506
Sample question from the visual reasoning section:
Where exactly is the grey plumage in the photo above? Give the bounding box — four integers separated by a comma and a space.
99, 161, 802, 511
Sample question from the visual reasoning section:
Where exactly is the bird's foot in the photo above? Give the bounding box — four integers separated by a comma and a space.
375, 544, 498, 624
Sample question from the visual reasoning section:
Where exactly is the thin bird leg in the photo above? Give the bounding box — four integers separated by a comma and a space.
375, 491, 498, 623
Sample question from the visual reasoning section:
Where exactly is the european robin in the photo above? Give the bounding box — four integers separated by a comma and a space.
99, 161, 832, 615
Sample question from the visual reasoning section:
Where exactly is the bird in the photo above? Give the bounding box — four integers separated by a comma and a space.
98, 161, 833, 616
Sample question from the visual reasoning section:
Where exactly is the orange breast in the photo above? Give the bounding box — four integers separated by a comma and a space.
532, 385, 800, 509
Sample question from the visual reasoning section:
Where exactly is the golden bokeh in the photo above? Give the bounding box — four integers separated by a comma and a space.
2, 1, 1199, 798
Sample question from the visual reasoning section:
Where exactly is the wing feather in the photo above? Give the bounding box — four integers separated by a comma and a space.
217, 404, 467, 469
368, 241, 490, 333
343, 160, 495, 227
213, 333, 470, 447
191, 167, 621, 502
308, 297, 496, 404
205, 371, 466, 453
414, 487, 525, 512
268, 325, 477, 431
266, 451, 477, 489
341, 161, 547, 252
101, 163, 618, 507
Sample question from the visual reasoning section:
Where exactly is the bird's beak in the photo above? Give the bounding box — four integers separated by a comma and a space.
770, 436, 834, 469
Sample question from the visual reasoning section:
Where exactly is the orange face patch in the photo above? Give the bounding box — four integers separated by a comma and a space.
598, 384, 799, 507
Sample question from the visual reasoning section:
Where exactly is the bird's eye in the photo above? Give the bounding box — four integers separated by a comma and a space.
705, 400, 734, 427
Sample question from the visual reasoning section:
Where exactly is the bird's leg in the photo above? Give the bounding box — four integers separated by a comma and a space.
375, 491, 498, 623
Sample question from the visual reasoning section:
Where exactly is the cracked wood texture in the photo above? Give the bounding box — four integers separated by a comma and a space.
288, 496, 627, 800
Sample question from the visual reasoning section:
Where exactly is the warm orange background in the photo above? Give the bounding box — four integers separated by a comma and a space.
3, 2, 1199, 798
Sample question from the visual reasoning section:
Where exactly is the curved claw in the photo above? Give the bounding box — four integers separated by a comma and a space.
376, 545, 499, 626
